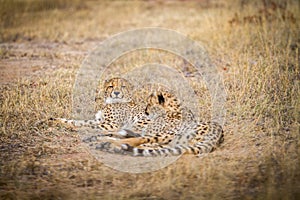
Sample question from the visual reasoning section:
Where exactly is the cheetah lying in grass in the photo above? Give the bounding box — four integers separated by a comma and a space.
96, 87, 224, 156
53, 77, 224, 156
52, 77, 169, 138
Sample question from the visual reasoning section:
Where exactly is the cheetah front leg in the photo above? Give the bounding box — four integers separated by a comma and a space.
50, 116, 122, 136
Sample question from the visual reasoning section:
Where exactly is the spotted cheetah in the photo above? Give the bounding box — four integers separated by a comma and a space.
119, 121, 224, 156
96, 89, 224, 156
94, 88, 184, 146
52, 77, 149, 133
52, 77, 169, 138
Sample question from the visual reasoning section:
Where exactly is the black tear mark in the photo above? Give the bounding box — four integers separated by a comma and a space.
145, 105, 150, 115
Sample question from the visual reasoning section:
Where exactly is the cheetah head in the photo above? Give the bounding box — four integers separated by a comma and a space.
103, 77, 133, 104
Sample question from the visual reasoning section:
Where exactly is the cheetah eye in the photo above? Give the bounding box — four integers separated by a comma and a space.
121, 86, 126, 89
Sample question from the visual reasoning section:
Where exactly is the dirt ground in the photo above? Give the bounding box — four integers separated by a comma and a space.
0, 0, 299, 199
0, 40, 96, 84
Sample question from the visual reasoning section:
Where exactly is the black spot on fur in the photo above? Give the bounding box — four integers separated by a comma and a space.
190, 147, 196, 154
161, 149, 167, 154
174, 147, 182, 154
137, 148, 144, 154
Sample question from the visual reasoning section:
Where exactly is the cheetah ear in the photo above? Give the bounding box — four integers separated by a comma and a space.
157, 93, 165, 105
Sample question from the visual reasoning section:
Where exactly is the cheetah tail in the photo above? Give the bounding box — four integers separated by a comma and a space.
120, 142, 216, 157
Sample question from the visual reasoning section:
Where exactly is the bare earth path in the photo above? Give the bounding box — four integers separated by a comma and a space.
0, 40, 98, 84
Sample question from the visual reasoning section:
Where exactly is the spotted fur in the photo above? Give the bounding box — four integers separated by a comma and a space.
52, 78, 168, 137
96, 89, 224, 156
52, 78, 142, 134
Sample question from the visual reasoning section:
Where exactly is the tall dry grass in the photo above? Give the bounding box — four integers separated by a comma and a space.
0, 0, 299, 199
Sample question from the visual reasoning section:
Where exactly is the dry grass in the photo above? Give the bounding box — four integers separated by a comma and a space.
0, 0, 299, 199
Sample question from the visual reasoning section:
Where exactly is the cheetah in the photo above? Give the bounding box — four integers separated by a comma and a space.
52, 77, 169, 138
120, 121, 224, 157
93, 88, 184, 147
96, 89, 224, 156
52, 77, 150, 133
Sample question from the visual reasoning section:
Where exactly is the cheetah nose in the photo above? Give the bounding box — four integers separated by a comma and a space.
114, 91, 120, 96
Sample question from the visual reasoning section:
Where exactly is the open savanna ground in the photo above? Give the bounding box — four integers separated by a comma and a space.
0, 0, 299, 199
